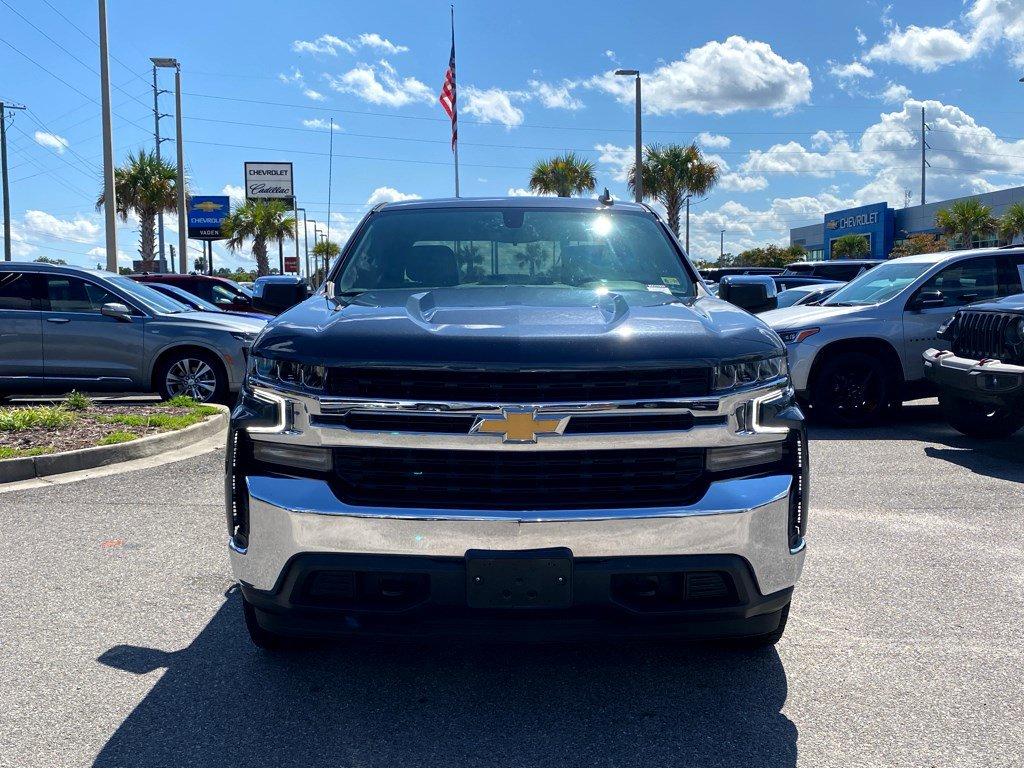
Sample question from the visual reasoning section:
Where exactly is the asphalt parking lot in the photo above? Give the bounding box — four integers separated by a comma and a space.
1, 400, 1022, 767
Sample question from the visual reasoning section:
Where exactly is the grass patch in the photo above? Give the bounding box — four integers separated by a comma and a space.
95, 403, 218, 432
98, 430, 137, 446
0, 446, 54, 459
64, 390, 92, 411
164, 395, 199, 408
0, 406, 75, 431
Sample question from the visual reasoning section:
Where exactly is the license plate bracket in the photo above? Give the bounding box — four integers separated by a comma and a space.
465, 548, 572, 609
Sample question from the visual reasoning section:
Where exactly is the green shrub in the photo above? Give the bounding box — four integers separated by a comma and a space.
64, 391, 92, 411
164, 395, 199, 408
98, 430, 136, 445
0, 406, 75, 431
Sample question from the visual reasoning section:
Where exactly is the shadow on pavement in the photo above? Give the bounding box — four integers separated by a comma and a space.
95, 590, 797, 767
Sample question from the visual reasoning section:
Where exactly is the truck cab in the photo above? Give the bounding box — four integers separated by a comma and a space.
225, 197, 809, 648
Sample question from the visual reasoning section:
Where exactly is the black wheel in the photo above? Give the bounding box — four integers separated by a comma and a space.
811, 352, 893, 426
242, 594, 302, 651
939, 393, 1024, 439
155, 349, 228, 404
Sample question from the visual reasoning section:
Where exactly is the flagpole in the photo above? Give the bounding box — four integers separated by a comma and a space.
451, 5, 460, 198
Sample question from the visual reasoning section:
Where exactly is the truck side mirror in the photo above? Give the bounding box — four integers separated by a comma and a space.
251, 276, 310, 315
912, 290, 945, 310
718, 275, 779, 314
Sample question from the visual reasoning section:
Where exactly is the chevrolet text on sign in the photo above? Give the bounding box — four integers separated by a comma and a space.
244, 162, 294, 203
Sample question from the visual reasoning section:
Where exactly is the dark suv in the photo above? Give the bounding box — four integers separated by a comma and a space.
226, 197, 809, 648
132, 273, 255, 314
781, 259, 882, 282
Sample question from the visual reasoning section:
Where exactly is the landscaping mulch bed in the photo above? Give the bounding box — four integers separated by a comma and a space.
0, 398, 218, 460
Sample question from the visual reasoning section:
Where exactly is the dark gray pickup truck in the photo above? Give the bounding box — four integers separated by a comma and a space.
225, 196, 809, 648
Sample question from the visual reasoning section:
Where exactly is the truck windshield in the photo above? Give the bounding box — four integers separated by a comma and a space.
823, 260, 933, 306
335, 207, 695, 297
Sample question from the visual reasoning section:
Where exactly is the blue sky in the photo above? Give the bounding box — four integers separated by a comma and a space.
3, 0, 1024, 270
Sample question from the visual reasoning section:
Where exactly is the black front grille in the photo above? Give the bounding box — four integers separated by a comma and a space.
332, 447, 706, 510
326, 367, 711, 402
952, 311, 1023, 362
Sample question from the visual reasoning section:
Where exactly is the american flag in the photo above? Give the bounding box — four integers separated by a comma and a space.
439, 34, 457, 152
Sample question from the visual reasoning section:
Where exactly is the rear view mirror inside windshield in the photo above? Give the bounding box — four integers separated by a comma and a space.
502, 210, 524, 229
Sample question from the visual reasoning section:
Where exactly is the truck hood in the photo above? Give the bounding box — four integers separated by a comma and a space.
760, 303, 867, 331
155, 311, 265, 333
254, 287, 783, 368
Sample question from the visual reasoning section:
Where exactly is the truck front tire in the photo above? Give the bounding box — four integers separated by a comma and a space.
939, 393, 1024, 439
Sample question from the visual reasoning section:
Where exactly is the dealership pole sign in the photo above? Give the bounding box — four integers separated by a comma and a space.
186, 195, 230, 240
244, 161, 294, 206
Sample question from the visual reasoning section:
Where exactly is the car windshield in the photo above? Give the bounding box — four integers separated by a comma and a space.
227, 280, 252, 297
822, 261, 933, 306
334, 207, 696, 297
153, 283, 221, 312
109, 276, 190, 313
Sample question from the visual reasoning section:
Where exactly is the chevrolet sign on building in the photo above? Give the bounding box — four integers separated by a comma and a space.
822, 202, 894, 259
244, 161, 294, 205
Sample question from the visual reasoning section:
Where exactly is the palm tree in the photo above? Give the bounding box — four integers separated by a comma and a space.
529, 152, 597, 197
935, 199, 996, 249
830, 234, 870, 258
998, 202, 1024, 244
96, 149, 182, 264
222, 200, 296, 276
628, 143, 719, 237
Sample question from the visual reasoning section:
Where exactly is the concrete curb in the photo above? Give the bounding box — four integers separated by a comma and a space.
0, 405, 229, 484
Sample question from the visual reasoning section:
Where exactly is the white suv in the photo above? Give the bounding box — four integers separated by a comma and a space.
761, 247, 1024, 424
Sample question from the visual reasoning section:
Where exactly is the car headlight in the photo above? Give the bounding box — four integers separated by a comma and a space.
937, 313, 959, 340
777, 327, 820, 345
249, 355, 326, 393
1003, 316, 1024, 347
714, 354, 788, 392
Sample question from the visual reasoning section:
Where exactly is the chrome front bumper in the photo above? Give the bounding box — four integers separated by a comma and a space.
229, 473, 806, 596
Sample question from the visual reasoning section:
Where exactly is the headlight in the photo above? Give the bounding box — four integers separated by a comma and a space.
249, 355, 327, 393
937, 313, 959, 340
714, 354, 788, 392
777, 328, 820, 345
1003, 316, 1024, 347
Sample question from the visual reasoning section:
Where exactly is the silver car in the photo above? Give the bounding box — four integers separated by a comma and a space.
760, 247, 1024, 424
0, 263, 264, 403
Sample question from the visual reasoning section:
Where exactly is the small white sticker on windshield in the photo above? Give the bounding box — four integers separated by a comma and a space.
647, 284, 673, 294
662, 276, 681, 286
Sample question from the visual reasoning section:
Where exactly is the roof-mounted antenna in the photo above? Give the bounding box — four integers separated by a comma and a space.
598, 188, 613, 206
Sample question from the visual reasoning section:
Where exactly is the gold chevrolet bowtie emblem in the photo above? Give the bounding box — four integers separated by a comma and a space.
471, 408, 567, 443
194, 201, 224, 212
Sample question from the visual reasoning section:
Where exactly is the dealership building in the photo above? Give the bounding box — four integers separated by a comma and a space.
789, 185, 1024, 261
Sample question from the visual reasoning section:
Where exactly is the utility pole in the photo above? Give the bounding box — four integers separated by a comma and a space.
685, 195, 690, 253
173, 64, 186, 274
0, 101, 27, 262
920, 106, 930, 206
98, 0, 118, 272
296, 207, 309, 277
150, 62, 170, 272
720, 229, 725, 260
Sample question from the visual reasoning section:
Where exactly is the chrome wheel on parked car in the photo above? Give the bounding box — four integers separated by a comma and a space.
157, 350, 228, 404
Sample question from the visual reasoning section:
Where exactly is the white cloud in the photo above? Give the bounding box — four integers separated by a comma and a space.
697, 132, 731, 149
86, 246, 133, 266
462, 87, 526, 127
879, 82, 911, 103
324, 60, 432, 107
355, 33, 408, 54
292, 34, 355, 56
302, 118, 340, 130
23, 210, 99, 242
279, 68, 327, 101
303, 88, 325, 101
528, 80, 583, 110
222, 184, 246, 203
856, 27, 868, 45
366, 186, 421, 205
830, 61, 874, 80
292, 32, 409, 57
33, 131, 69, 154
604, 50, 618, 63
864, 0, 1024, 71
594, 142, 635, 183
589, 36, 812, 115
719, 173, 768, 192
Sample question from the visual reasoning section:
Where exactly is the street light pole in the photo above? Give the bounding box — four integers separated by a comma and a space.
97, 0, 118, 272
0, 101, 27, 262
615, 69, 642, 203
150, 62, 169, 272
720, 229, 725, 260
